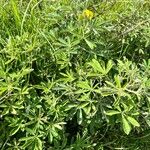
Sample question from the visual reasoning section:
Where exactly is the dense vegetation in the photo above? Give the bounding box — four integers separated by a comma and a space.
0, 0, 150, 149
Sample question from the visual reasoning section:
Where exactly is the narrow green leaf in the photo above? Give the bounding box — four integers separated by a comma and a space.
78, 102, 89, 109
51, 128, 59, 137
100, 87, 116, 96
77, 109, 82, 125
94, 89, 101, 94
105, 110, 120, 116
2, 108, 9, 115
36, 138, 42, 150
49, 132, 53, 143
85, 39, 96, 49
19, 136, 34, 141
105, 81, 116, 88
122, 115, 131, 135
11, 0, 21, 27
83, 105, 91, 115
127, 116, 140, 127
54, 124, 63, 130
10, 126, 20, 136
114, 75, 121, 88
106, 60, 113, 73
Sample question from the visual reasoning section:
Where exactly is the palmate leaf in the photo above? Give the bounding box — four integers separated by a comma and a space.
88, 59, 113, 75
88, 59, 105, 74
21, 137, 43, 150
0, 0, 150, 149
60, 71, 75, 82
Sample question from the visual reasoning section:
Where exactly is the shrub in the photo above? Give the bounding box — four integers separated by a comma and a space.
0, 0, 150, 149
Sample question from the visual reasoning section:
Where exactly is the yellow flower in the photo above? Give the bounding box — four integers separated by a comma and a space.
78, 9, 94, 20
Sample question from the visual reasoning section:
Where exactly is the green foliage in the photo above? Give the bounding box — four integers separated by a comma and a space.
0, 0, 150, 149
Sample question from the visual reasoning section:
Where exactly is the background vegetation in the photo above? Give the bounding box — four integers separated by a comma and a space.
0, 0, 150, 149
